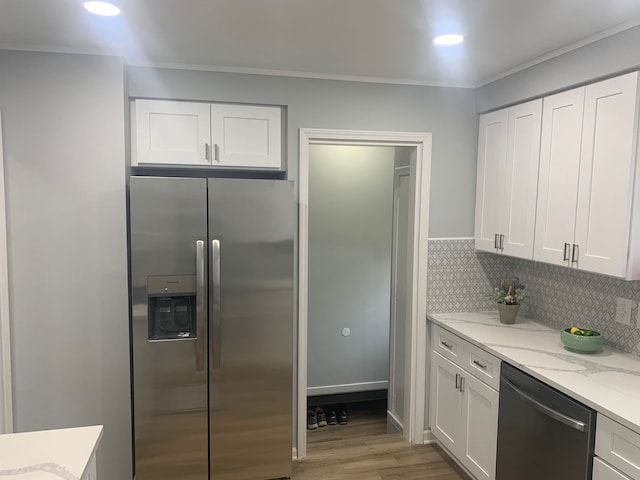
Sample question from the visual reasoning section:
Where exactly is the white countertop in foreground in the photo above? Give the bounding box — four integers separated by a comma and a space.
428, 311, 640, 434
0, 425, 103, 479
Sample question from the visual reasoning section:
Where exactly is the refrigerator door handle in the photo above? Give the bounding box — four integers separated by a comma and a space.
195, 240, 205, 371
211, 239, 222, 369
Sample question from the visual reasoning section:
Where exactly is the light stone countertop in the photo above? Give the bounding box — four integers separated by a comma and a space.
0, 425, 103, 479
427, 311, 640, 434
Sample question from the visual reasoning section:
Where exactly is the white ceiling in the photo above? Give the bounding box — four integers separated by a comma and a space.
2, 0, 640, 87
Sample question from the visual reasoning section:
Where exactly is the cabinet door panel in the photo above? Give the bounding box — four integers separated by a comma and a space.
574, 73, 638, 277
593, 458, 633, 480
475, 110, 508, 253
211, 104, 282, 169
429, 351, 463, 456
134, 100, 211, 165
462, 374, 499, 480
502, 100, 542, 258
534, 88, 585, 266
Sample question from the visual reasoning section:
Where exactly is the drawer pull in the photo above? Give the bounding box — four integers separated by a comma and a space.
455, 373, 460, 390
441, 341, 453, 350
473, 360, 487, 369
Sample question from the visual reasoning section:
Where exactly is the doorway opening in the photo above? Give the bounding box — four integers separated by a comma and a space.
298, 129, 432, 459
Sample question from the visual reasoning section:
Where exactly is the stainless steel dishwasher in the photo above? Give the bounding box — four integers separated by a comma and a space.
496, 362, 596, 480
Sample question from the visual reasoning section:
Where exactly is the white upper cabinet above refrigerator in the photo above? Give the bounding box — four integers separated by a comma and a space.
534, 72, 640, 279
134, 100, 211, 166
475, 99, 542, 259
132, 99, 283, 170
211, 103, 282, 169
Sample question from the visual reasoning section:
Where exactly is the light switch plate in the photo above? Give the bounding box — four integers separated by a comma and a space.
615, 297, 633, 326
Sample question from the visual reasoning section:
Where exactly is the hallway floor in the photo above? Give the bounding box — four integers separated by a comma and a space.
295, 403, 470, 479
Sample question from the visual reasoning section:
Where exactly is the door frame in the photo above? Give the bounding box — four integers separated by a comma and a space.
0, 113, 13, 434
297, 128, 432, 459
388, 164, 412, 433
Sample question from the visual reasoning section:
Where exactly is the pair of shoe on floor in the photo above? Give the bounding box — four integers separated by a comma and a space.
307, 407, 348, 430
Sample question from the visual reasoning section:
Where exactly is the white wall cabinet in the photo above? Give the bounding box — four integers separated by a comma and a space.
133, 99, 282, 170
429, 325, 500, 480
533, 72, 640, 278
475, 99, 541, 259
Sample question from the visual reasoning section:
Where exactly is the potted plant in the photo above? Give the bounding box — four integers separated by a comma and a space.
493, 276, 525, 324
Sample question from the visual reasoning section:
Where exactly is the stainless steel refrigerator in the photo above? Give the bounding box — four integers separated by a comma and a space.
129, 176, 294, 480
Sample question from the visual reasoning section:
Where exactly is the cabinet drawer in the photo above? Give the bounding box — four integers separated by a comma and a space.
463, 341, 501, 391
596, 414, 640, 480
593, 458, 633, 480
432, 325, 463, 365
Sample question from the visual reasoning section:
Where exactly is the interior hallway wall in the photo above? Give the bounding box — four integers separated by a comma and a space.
307, 145, 394, 395
0, 50, 131, 480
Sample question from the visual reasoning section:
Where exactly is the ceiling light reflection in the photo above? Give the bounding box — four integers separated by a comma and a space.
433, 34, 464, 46
84, 1, 121, 16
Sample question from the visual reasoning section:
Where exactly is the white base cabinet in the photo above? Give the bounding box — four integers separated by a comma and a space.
133, 99, 282, 170
430, 325, 500, 480
594, 414, 640, 480
594, 458, 633, 480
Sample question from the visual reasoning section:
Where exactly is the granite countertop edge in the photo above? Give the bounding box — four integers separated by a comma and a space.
427, 311, 640, 435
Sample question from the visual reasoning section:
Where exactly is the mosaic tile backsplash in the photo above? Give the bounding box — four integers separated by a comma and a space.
427, 238, 640, 357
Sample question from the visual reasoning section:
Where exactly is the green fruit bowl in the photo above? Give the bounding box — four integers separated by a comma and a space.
560, 328, 603, 354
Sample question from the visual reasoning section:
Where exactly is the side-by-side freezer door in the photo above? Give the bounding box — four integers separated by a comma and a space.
130, 176, 208, 480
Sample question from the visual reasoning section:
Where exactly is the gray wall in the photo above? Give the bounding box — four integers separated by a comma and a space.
307, 145, 394, 393
0, 51, 131, 480
127, 67, 479, 238
477, 25, 640, 112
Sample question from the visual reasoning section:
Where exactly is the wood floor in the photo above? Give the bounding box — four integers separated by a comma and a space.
294, 405, 471, 480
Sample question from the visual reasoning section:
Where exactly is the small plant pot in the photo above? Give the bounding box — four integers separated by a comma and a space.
498, 304, 520, 324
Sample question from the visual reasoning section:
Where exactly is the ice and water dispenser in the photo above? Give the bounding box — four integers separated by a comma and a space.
147, 275, 197, 340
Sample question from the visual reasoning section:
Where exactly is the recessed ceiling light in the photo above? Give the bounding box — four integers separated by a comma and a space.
84, 1, 121, 16
433, 34, 464, 46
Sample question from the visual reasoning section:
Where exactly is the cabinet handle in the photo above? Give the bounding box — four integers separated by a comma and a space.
494, 234, 499, 249
214, 143, 219, 162
455, 373, 460, 390
563, 243, 570, 261
571, 244, 579, 264
499, 234, 504, 250
460, 376, 465, 393
205, 143, 211, 161
473, 359, 487, 370
441, 340, 452, 350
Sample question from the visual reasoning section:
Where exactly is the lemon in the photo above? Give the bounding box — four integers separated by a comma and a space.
569, 326, 583, 335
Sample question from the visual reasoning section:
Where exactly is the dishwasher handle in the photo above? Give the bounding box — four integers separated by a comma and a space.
503, 378, 587, 432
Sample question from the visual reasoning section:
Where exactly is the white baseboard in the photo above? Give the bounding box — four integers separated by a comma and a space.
387, 410, 403, 434
306, 380, 388, 396
423, 429, 436, 444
